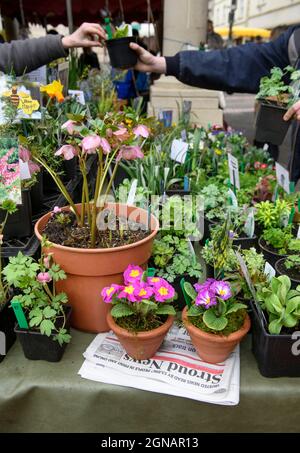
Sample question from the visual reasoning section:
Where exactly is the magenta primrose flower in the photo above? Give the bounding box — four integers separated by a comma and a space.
211, 281, 232, 300
133, 124, 150, 139
195, 289, 217, 308
153, 280, 175, 302
194, 278, 215, 293
101, 284, 123, 303
55, 144, 77, 160
147, 276, 164, 286
133, 283, 153, 301
37, 272, 52, 284
124, 265, 144, 284
118, 284, 139, 302
81, 135, 102, 154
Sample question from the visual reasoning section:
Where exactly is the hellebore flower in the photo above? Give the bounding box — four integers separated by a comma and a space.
116, 146, 144, 161
101, 284, 123, 303
118, 284, 139, 302
153, 280, 175, 302
52, 206, 62, 214
55, 144, 77, 160
113, 127, 130, 141
62, 120, 77, 135
37, 272, 52, 284
211, 280, 232, 300
99, 137, 111, 155
195, 289, 217, 308
0, 234, 3, 245
81, 135, 102, 154
123, 265, 144, 284
133, 124, 150, 138
19, 146, 40, 175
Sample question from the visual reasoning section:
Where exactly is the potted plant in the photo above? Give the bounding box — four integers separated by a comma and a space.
0, 199, 17, 362
275, 255, 300, 289
33, 105, 158, 333
2, 240, 71, 362
106, 25, 138, 69
182, 279, 250, 364
259, 227, 300, 267
252, 275, 300, 377
255, 66, 300, 145
104, 264, 176, 360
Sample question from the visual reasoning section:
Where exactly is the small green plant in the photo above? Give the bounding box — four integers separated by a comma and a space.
255, 199, 292, 230
113, 25, 129, 39
284, 255, 300, 273
262, 227, 294, 254
258, 275, 300, 334
184, 279, 247, 335
2, 240, 71, 345
256, 66, 300, 107
152, 235, 202, 282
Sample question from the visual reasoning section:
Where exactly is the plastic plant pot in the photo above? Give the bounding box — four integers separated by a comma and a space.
254, 102, 290, 146
106, 37, 137, 69
0, 189, 32, 239
0, 298, 16, 363
258, 237, 288, 268
30, 172, 44, 215
275, 258, 300, 289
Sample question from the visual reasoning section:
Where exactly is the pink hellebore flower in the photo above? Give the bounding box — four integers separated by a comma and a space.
99, 137, 111, 155
55, 145, 77, 161
123, 264, 144, 284
0, 234, 3, 245
117, 146, 144, 161
19, 146, 31, 162
81, 135, 102, 154
101, 284, 123, 303
113, 127, 130, 141
62, 120, 77, 135
133, 124, 150, 139
37, 272, 52, 284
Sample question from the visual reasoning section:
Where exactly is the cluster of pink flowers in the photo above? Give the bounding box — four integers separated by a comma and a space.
194, 279, 232, 309
101, 265, 175, 304
0, 148, 20, 186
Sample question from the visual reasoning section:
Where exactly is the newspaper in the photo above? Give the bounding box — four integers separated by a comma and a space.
79, 325, 240, 406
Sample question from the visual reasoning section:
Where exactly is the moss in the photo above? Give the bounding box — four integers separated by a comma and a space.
116, 314, 168, 333
189, 309, 247, 336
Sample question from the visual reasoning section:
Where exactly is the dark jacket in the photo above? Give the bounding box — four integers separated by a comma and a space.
165, 25, 300, 181
0, 35, 67, 76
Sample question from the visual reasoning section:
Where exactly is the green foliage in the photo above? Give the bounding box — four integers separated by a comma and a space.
284, 255, 300, 272
255, 199, 292, 230
113, 25, 129, 39
257, 66, 300, 106
0, 199, 17, 215
2, 250, 70, 344
262, 227, 294, 254
258, 275, 300, 334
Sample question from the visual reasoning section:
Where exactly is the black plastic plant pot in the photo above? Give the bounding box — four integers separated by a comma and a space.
0, 189, 32, 239
166, 189, 191, 197
275, 258, 300, 289
205, 262, 215, 279
63, 157, 77, 181
233, 235, 258, 250
106, 37, 137, 69
171, 274, 198, 310
199, 214, 217, 245
14, 306, 72, 362
254, 102, 290, 146
258, 237, 288, 268
0, 299, 16, 363
249, 300, 300, 377
30, 172, 44, 215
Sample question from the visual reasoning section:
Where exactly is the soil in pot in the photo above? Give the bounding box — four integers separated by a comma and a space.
258, 237, 288, 268
106, 311, 174, 360
106, 37, 137, 69
15, 306, 72, 362
275, 258, 300, 289
0, 299, 16, 363
182, 306, 250, 364
255, 102, 290, 146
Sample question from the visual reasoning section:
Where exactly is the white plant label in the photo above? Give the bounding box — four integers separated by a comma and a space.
264, 262, 276, 281
127, 179, 137, 206
228, 189, 238, 208
297, 225, 300, 239
181, 129, 187, 142
275, 162, 290, 194
244, 208, 255, 238
228, 153, 240, 189
170, 139, 189, 164
68, 90, 85, 105
19, 159, 31, 180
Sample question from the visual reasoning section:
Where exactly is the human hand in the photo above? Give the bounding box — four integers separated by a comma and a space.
129, 42, 166, 74
62, 23, 106, 49
283, 100, 300, 122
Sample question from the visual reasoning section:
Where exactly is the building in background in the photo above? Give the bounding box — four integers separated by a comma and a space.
211, 0, 300, 29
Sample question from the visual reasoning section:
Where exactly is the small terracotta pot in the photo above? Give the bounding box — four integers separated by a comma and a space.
35, 203, 159, 333
106, 312, 174, 360
182, 306, 251, 364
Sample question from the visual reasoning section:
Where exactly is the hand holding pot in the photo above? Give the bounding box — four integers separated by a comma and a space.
284, 100, 300, 123
129, 42, 166, 74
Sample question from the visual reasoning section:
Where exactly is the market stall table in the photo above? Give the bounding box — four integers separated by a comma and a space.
0, 330, 299, 433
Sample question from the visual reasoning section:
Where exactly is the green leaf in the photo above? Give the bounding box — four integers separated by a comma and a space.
203, 309, 228, 331
269, 318, 283, 335
43, 306, 57, 319
29, 315, 43, 328
226, 303, 247, 315
156, 304, 176, 316
53, 328, 71, 346
283, 313, 298, 328
265, 294, 282, 314
183, 282, 197, 301
187, 305, 202, 317
110, 304, 134, 318
40, 319, 55, 337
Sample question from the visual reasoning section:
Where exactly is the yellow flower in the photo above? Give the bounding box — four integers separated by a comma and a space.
40, 80, 64, 103
158, 287, 169, 296
214, 148, 222, 156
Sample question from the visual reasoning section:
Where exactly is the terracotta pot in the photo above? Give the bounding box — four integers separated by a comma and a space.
34, 203, 159, 333
182, 306, 251, 364
106, 311, 174, 360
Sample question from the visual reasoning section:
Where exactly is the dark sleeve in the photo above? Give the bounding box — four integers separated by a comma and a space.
0, 35, 68, 76
165, 26, 299, 94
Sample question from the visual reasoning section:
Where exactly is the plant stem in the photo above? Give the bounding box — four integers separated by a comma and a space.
90, 151, 103, 248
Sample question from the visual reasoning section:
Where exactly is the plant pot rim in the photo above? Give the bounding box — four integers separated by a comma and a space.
106, 311, 174, 340
34, 202, 159, 254
182, 306, 251, 343
257, 100, 289, 111
258, 237, 288, 258
106, 36, 136, 43
275, 257, 300, 284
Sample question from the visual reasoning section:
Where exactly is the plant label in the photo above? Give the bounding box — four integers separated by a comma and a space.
235, 252, 257, 302
228, 153, 240, 189
0, 137, 22, 205
228, 189, 238, 208
127, 179, 138, 205
159, 110, 172, 128
244, 208, 255, 238
184, 176, 190, 191
68, 90, 85, 105
19, 159, 31, 180
11, 301, 29, 329
297, 225, 300, 239
181, 129, 188, 142
187, 238, 196, 256
275, 162, 290, 194
264, 262, 276, 281
22, 66, 47, 85
170, 139, 189, 164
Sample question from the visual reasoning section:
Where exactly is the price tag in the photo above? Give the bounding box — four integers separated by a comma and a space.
184, 176, 190, 191
264, 262, 276, 281
244, 208, 255, 238
170, 139, 189, 164
228, 188, 238, 208
181, 129, 187, 142
228, 153, 240, 189
19, 159, 31, 180
275, 162, 290, 194
127, 179, 137, 205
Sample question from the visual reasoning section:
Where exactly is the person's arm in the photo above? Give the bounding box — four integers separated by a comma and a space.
130, 25, 299, 94
0, 23, 106, 76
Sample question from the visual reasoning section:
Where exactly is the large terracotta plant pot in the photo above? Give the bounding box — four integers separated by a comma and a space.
107, 311, 174, 360
35, 203, 159, 333
182, 306, 251, 364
